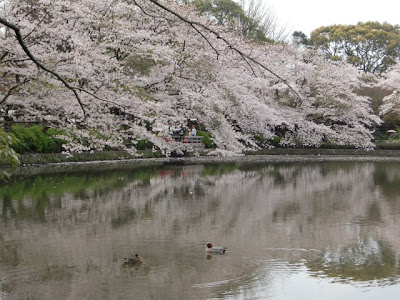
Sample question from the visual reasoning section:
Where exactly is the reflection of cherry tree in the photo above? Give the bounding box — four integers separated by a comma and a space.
2, 161, 400, 293
307, 238, 400, 283
1, 0, 380, 156
102, 161, 398, 255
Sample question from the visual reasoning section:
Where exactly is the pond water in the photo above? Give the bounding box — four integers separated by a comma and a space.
1, 160, 400, 299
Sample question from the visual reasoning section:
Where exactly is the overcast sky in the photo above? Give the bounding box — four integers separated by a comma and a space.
264, 0, 400, 36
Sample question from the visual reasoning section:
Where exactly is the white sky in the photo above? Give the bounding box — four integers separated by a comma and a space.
264, 0, 400, 36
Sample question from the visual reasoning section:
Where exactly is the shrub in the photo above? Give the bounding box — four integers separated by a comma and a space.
45, 127, 66, 152
11, 125, 65, 153
253, 134, 266, 144
197, 131, 214, 148
268, 136, 281, 147
136, 139, 154, 150
0, 128, 20, 179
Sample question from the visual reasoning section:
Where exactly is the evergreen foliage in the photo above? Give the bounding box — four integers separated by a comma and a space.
197, 130, 215, 148
0, 128, 20, 179
190, 0, 274, 42
11, 125, 65, 153
307, 22, 400, 74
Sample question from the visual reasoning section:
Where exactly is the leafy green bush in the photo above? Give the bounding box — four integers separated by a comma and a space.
11, 125, 65, 153
253, 134, 266, 144
45, 127, 66, 152
197, 131, 214, 148
136, 139, 154, 150
0, 128, 20, 179
268, 136, 281, 147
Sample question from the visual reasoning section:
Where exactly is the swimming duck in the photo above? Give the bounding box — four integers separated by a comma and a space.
123, 254, 144, 264
205, 242, 226, 253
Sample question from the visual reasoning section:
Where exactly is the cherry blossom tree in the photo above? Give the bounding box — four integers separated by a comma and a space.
377, 62, 400, 124
0, 0, 381, 161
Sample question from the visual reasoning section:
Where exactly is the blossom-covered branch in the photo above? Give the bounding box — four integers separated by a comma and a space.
0, 0, 383, 156
0, 16, 87, 116
0, 79, 28, 105
147, 0, 302, 105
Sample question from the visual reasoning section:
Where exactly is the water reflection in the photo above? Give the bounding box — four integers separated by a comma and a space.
1, 161, 400, 299
308, 238, 400, 283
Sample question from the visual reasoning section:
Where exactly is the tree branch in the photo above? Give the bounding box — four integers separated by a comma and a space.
0, 51, 9, 61
0, 16, 87, 117
147, 0, 302, 105
0, 79, 29, 105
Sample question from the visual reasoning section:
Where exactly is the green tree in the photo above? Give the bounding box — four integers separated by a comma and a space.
308, 22, 400, 74
292, 31, 308, 48
190, 0, 275, 42
0, 128, 20, 180
192, 0, 243, 25
11, 125, 64, 153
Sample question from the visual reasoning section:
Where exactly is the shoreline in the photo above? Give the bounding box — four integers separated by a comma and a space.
4, 149, 400, 178
16, 148, 400, 165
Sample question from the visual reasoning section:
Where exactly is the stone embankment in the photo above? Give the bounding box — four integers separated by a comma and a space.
4, 148, 400, 178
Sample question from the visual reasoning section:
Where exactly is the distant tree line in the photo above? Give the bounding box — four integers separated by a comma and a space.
186, 2, 400, 74
293, 22, 400, 74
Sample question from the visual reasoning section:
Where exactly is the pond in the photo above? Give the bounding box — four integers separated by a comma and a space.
1, 159, 400, 299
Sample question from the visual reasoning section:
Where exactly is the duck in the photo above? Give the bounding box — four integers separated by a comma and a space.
205, 242, 226, 253
123, 254, 144, 264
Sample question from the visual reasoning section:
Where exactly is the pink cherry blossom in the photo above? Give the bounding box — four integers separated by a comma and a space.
0, 0, 386, 156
